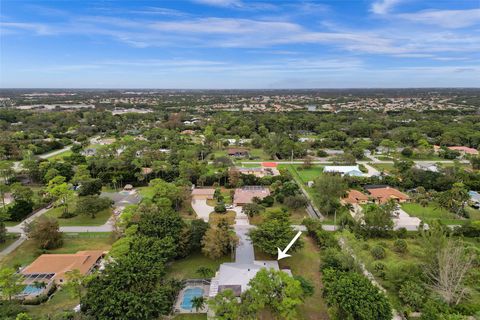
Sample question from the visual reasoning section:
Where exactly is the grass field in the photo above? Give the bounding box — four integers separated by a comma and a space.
45, 206, 112, 226
284, 164, 324, 184
166, 252, 231, 279
370, 162, 395, 173
400, 202, 478, 225
47, 150, 73, 161
0, 234, 19, 251
0, 234, 114, 269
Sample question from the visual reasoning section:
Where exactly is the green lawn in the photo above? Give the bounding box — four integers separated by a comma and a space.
284, 164, 324, 184
0, 234, 19, 251
25, 286, 78, 318
401, 202, 465, 225
249, 206, 308, 225
166, 252, 231, 279
249, 148, 271, 161
370, 162, 395, 173
47, 150, 73, 161
0, 234, 114, 269
44, 206, 112, 226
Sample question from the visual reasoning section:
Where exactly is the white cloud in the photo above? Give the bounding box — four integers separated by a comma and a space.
399, 8, 480, 28
192, 0, 243, 8
371, 0, 403, 15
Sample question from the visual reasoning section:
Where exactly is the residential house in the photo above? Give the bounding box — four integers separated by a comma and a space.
414, 162, 439, 172
342, 190, 369, 205
21, 250, 105, 286
324, 165, 364, 177
447, 146, 479, 156
233, 186, 270, 205
366, 186, 410, 204
209, 261, 291, 298
227, 148, 249, 157
191, 188, 216, 200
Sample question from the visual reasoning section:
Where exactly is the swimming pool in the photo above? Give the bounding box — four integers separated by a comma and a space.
180, 287, 204, 310
22, 284, 44, 296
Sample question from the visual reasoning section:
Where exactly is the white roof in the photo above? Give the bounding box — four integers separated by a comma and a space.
324, 165, 361, 174
216, 261, 280, 293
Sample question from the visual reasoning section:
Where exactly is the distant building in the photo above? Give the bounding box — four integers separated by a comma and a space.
324, 165, 364, 177
414, 162, 439, 172
227, 148, 249, 157
233, 186, 270, 205
306, 104, 317, 111
447, 146, 479, 156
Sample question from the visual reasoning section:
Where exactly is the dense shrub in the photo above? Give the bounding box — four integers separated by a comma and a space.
214, 203, 226, 213
371, 246, 386, 260
7, 200, 33, 221
393, 239, 408, 253
321, 248, 357, 272
398, 281, 426, 311
373, 262, 386, 279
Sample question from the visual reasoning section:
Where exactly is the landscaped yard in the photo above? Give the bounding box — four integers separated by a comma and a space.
47, 149, 73, 161
401, 202, 467, 225
166, 252, 231, 279
248, 206, 308, 225
24, 286, 78, 318
45, 206, 112, 226
0, 233, 114, 269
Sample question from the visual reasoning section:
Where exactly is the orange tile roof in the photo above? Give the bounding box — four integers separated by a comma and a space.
22, 250, 104, 280
367, 187, 409, 204
262, 162, 278, 168
448, 146, 479, 155
343, 190, 369, 204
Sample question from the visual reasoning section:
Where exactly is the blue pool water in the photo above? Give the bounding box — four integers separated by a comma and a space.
180, 287, 204, 309
22, 285, 44, 295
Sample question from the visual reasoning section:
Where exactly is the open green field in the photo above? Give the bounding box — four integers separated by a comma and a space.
45, 206, 112, 226
0, 233, 114, 269
47, 150, 73, 161
401, 202, 463, 225
166, 252, 231, 279
283, 164, 324, 184
370, 162, 395, 173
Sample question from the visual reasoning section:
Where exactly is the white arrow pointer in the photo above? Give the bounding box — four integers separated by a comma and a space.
277, 230, 302, 260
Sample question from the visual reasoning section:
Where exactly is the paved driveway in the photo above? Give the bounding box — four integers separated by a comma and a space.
191, 198, 213, 222
234, 225, 255, 264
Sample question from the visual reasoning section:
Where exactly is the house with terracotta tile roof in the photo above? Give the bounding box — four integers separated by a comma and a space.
447, 146, 479, 156
342, 190, 369, 205
233, 186, 270, 205
21, 250, 105, 285
366, 186, 409, 204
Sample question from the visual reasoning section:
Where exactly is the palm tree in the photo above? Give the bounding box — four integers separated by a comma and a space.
196, 267, 213, 278
191, 296, 205, 312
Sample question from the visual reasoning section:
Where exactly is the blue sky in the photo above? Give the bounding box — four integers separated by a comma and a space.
1, 0, 479, 88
